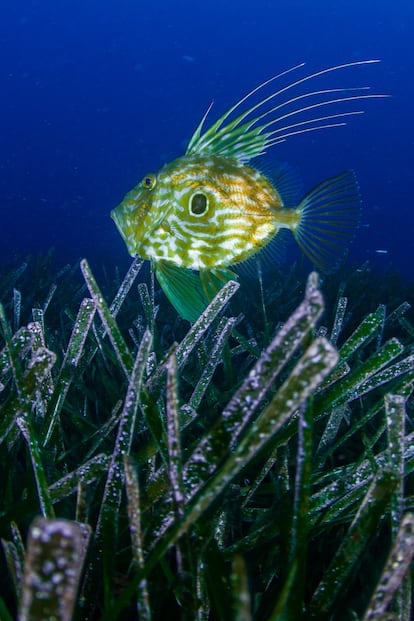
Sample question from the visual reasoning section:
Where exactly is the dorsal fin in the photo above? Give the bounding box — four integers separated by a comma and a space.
186, 60, 386, 164
267, 163, 303, 207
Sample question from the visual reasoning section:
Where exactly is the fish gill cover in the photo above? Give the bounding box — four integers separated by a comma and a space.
0, 1, 414, 620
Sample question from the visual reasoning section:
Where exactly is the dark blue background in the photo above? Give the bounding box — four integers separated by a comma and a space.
1, 0, 412, 279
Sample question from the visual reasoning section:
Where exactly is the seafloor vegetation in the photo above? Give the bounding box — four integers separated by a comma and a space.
0, 253, 414, 621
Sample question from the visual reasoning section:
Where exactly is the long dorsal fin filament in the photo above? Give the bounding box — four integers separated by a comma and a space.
186, 60, 387, 163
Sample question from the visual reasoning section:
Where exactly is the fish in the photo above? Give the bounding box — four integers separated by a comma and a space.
111, 60, 385, 322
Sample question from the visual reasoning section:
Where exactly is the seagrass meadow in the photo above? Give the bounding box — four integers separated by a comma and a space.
1, 254, 414, 621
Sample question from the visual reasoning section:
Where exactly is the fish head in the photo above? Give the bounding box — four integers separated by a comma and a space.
111, 169, 169, 258
111, 154, 277, 269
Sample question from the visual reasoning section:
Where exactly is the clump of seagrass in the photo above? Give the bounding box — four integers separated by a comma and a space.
0, 256, 414, 621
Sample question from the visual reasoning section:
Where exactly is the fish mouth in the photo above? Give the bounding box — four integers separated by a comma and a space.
110, 206, 131, 247
110, 207, 122, 232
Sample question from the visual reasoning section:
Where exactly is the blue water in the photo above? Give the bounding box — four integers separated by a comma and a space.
1, 0, 413, 281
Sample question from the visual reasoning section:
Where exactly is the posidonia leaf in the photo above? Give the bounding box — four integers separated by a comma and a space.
1, 255, 414, 621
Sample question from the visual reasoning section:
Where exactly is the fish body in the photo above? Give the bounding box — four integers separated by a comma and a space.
112, 61, 383, 321
112, 154, 295, 270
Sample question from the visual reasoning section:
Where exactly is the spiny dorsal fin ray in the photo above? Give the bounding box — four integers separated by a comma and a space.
189, 88, 365, 160
186, 60, 385, 163
186, 63, 305, 155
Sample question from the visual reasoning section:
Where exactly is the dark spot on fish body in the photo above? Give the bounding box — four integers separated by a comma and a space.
189, 192, 208, 216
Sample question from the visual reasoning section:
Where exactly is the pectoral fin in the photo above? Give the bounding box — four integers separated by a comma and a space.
155, 260, 209, 322
155, 262, 238, 322
200, 267, 238, 301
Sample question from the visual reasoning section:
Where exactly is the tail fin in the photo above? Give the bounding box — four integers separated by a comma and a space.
293, 171, 360, 273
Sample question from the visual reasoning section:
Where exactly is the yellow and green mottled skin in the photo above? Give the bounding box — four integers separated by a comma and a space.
111, 154, 301, 270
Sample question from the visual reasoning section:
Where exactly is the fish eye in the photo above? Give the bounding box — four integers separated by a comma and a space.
189, 192, 209, 216
141, 174, 156, 190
